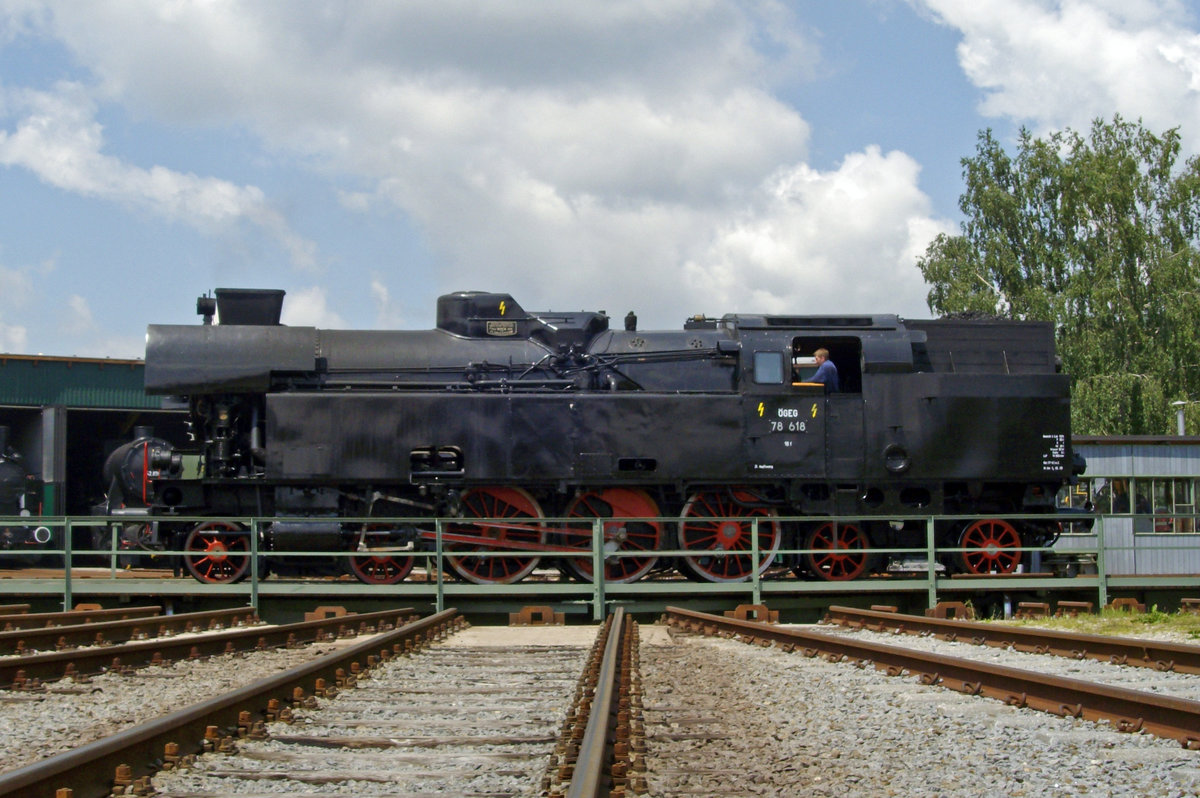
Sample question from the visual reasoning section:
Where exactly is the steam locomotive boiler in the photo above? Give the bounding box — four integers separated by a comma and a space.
123, 288, 1081, 585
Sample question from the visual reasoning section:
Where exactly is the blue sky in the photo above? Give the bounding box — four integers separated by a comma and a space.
1, 0, 1199, 358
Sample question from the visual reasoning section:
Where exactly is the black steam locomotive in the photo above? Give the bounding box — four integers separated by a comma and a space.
0, 426, 51, 557
106, 288, 1081, 585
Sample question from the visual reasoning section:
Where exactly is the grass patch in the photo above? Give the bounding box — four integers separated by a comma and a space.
990, 606, 1200, 639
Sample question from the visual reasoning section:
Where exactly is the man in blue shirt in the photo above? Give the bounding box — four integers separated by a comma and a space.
812, 348, 839, 393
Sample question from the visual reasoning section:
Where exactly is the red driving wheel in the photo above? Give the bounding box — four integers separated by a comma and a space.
560, 488, 662, 583
677, 489, 780, 582
444, 486, 545, 584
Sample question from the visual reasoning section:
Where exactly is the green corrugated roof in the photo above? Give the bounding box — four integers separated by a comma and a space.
0, 355, 161, 409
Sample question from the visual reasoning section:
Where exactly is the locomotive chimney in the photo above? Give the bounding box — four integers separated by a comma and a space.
625, 311, 637, 332
197, 294, 217, 325
214, 288, 286, 326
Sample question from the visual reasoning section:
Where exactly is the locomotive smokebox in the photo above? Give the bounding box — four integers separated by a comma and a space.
215, 288, 285, 326
103, 432, 182, 508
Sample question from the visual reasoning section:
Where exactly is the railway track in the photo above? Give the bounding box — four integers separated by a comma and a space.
0, 604, 160, 631
825, 604, 1200, 675
0, 609, 641, 798
14, 604, 1200, 796
646, 609, 1200, 795
664, 606, 1200, 745
0, 606, 416, 689
0, 606, 259, 655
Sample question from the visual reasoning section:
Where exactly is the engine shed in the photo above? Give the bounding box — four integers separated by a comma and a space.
0, 354, 183, 521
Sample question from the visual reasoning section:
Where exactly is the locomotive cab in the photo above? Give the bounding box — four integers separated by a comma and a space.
740, 327, 869, 505
789, 337, 863, 393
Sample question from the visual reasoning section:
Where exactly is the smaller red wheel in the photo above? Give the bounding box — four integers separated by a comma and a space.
349, 553, 413, 585
183, 521, 250, 583
348, 524, 414, 585
957, 519, 1022, 575
803, 522, 870, 581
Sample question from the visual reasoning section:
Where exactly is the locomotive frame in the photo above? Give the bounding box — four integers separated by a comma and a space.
103, 288, 1082, 586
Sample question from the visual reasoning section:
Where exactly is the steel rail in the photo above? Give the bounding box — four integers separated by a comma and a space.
0, 604, 160, 631
567, 607, 627, 798
664, 606, 1200, 748
0, 604, 29, 614
825, 605, 1200, 675
0, 608, 462, 798
0, 606, 414, 688
0, 606, 259, 655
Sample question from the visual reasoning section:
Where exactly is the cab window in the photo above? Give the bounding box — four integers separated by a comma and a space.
753, 351, 784, 384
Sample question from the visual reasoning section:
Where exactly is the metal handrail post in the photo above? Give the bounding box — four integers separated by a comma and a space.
250, 518, 260, 612
435, 519, 445, 613
751, 517, 761, 605
592, 517, 605, 621
1096, 517, 1108, 609
926, 516, 937, 609
108, 522, 118, 577
63, 518, 73, 611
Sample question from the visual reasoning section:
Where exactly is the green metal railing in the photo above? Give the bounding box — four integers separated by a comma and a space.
4, 511, 1197, 617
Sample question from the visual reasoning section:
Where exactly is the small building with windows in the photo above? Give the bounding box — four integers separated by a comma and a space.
1060, 436, 1200, 574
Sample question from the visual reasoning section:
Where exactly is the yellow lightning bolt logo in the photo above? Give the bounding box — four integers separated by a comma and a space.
499, 301, 507, 316
758, 402, 765, 417
811, 403, 818, 418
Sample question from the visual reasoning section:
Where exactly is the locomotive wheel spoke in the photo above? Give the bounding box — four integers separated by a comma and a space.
559, 488, 662, 583
445, 486, 545, 584
677, 489, 780, 582
348, 524, 414, 585
183, 521, 250, 584
803, 522, 870, 581
957, 518, 1023, 575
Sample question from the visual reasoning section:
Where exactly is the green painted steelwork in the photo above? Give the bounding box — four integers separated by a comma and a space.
7, 512, 1194, 619
0, 355, 158, 409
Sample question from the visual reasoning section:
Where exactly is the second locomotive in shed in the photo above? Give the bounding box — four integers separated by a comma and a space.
107, 288, 1082, 584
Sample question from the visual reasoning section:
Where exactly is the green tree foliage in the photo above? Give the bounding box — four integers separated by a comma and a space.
917, 117, 1200, 435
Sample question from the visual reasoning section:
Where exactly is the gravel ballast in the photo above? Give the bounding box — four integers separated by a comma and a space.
642, 627, 1200, 797
7, 621, 1200, 796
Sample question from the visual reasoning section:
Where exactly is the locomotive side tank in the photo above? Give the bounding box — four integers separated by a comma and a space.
135, 288, 1078, 584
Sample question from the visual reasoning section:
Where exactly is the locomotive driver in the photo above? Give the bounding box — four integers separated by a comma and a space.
811, 348, 839, 393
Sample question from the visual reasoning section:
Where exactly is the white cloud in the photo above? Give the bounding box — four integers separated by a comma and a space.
0, 317, 26, 352
33, 292, 141, 357
280, 285, 347, 328
917, 0, 1200, 143
681, 147, 951, 317
0, 262, 32, 304
64, 293, 92, 334
368, 277, 412, 328
0, 260, 31, 352
0, 81, 317, 270
336, 189, 373, 214
3, 0, 957, 335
